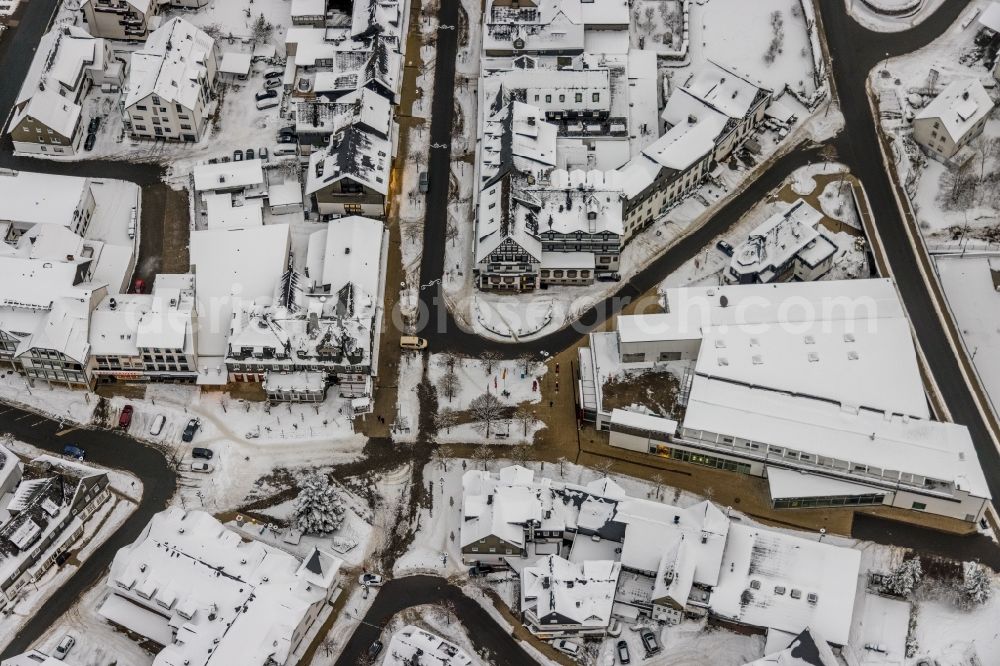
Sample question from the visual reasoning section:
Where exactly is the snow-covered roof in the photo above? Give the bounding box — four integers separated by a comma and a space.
684, 377, 990, 500
193, 159, 264, 192
0, 171, 90, 229
712, 524, 860, 647
305, 125, 390, 196
765, 467, 887, 500
729, 199, 834, 279
521, 555, 620, 628
190, 224, 290, 359
203, 194, 264, 228
104, 509, 341, 666
219, 52, 252, 76
915, 78, 994, 142
267, 180, 304, 208
383, 626, 474, 666
1, 650, 67, 666
676, 61, 770, 121
980, 1, 1000, 32
14, 297, 92, 363
304, 216, 384, 309
609, 408, 677, 436
263, 370, 326, 393
124, 18, 216, 110
292, 0, 327, 16
619, 278, 931, 419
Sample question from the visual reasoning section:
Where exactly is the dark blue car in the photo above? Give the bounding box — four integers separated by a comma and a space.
62, 445, 85, 460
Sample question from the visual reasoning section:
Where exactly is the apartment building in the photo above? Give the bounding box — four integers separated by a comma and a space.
8, 25, 121, 155
123, 18, 218, 142
913, 78, 993, 161
0, 170, 96, 238
80, 0, 157, 40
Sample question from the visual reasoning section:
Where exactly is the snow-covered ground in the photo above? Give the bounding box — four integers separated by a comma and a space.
376, 610, 488, 666
0, 439, 141, 650
845, 0, 950, 33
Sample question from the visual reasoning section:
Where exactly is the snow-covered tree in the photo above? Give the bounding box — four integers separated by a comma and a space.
294, 473, 345, 534
881, 557, 923, 597
957, 561, 993, 609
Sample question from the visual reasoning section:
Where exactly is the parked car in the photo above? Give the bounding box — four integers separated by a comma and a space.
552, 639, 581, 657
133, 278, 146, 294
608, 618, 622, 637
245, 148, 255, 160
233, 149, 243, 161
181, 418, 200, 442
368, 640, 383, 659
54, 634, 75, 660
716, 240, 735, 256
640, 628, 661, 655
149, 414, 166, 436
399, 336, 428, 350
418, 171, 429, 193
272, 144, 297, 156
263, 68, 284, 80
88, 117, 101, 134
596, 272, 622, 282
256, 89, 278, 103
191, 447, 213, 460
264, 77, 282, 90
84, 133, 97, 151
276, 132, 296, 144
62, 445, 85, 460
255, 89, 279, 110
616, 640, 630, 664
358, 572, 384, 586
118, 405, 134, 429
468, 562, 495, 577
191, 462, 213, 473
258, 146, 269, 161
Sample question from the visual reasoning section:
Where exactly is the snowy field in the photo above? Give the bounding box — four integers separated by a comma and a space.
846, 0, 949, 33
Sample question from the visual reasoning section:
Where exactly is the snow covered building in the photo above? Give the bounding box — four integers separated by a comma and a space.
725, 199, 837, 284
461, 466, 861, 646
291, 0, 328, 27
80, 0, 157, 40
383, 626, 474, 666
8, 25, 121, 155
100, 508, 342, 666
618, 62, 771, 240
225, 216, 386, 402
123, 18, 218, 143
0, 452, 110, 610
578, 279, 992, 524
192, 159, 267, 228
89, 274, 198, 384
0, 170, 95, 240
189, 223, 291, 385
305, 123, 391, 218
482, 0, 630, 56
913, 78, 994, 161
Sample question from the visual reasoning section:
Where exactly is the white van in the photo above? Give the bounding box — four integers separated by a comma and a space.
149, 414, 166, 436
399, 336, 428, 350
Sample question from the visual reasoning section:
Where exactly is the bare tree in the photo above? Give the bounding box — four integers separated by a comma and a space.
437, 369, 460, 403
513, 405, 535, 436
446, 219, 459, 246
434, 408, 458, 435
594, 459, 614, 477
509, 445, 531, 467
939, 164, 976, 210
441, 599, 457, 624
651, 472, 664, 501
472, 443, 494, 470
480, 351, 502, 376
437, 351, 459, 372
321, 636, 337, 657
470, 392, 504, 437
516, 352, 537, 376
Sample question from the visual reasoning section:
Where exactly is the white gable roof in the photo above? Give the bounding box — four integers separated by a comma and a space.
915, 78, 994, 141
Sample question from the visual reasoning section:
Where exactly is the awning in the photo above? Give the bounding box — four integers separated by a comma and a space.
766, 466, 881, 500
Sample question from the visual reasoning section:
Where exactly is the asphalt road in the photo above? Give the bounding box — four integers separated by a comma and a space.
0, 400, 176, 659
334, 575, 536, 665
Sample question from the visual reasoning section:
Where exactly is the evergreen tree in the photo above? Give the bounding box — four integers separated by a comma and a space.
957, 561, 993, 609
881, 557, 923, 597
294, 473, 345, 534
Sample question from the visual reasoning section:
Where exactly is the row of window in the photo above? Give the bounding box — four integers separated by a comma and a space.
540, 269, 591, 279
657, 446, 752, 474
773, 494, 886, 509
533, 92, 601, 104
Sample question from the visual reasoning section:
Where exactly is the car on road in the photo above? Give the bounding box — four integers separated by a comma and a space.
399, 336, 428, 350
616, 639, 630, 664
149, 414, 166, 436
62, 445, 85, 460
181, 418, 200, 442
119, 405, 134, 429
596, 272, 621, 282
418, 171, 429, 193
191, 447, 213, 460
716, 240, 735, 256
133, 278, 146, 294
640, 628, 660, 655
368, 640, 383, 659
552, 639, 581, 657
233, 149, 243, 161
54, 634, 75, 660
358, 572, 384, 586
191, 462, 213, 473
84, 133, 97, 151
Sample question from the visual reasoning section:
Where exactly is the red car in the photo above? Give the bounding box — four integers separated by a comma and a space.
133, 278, 146, 294
119, 405, 134, 429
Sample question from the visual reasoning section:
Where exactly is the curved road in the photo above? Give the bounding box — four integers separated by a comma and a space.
0, 404, 175, 659
334, 575, 535, 665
